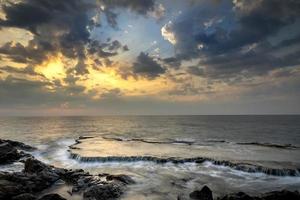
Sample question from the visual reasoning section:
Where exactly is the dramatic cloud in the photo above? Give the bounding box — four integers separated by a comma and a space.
0, 0, 299, 115
0, 0, 157, 75
162, 0, 300, 79
132, 52, 166, 79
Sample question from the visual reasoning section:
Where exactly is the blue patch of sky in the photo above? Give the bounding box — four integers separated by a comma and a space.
90, 7, 175, 62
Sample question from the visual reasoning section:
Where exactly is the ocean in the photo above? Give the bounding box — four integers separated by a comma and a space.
0, 115, 300, 199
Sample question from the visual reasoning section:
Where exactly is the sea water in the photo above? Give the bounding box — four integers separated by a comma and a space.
0, 115, 300, 199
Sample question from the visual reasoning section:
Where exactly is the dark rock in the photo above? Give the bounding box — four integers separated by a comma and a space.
0, 177, 25, 199
219, 190, 300, 200
60, 169, 91, 184
12, 193, 37, 200
106, 174, 135, 184
0, 158, 61, 199
38, 194, 66, 200
177, 194, 189, 200
24, 158, 51, 173
0, 142, 21, 164
190, 185, 213, 200
0, 139, 36, 151
219, 192, 256, 200
83, 184, 123, 200
261, 190, 300, 200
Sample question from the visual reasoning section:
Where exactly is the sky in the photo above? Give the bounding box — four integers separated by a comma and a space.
0, 0, 299, 115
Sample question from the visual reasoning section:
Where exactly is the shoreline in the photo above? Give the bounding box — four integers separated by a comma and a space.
0, 138, 300, 200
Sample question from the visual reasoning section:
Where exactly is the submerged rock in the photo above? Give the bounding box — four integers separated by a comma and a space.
190, 185, 213, 200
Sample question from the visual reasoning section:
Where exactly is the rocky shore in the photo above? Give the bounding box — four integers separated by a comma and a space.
1, 138, 300, 200
0, 139, 134, 200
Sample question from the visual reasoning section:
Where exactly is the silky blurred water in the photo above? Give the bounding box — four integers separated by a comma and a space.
0, 115, 300, 199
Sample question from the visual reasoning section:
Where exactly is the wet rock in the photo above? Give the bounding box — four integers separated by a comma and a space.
219, 192, 255, 200
23, 158, 60, 186
83, 184, 123, 200
60, 169, 91, 184
0, 158, 61, 199
261, 190, 300, 200
12, 193, 37, 200
38, 193, 66, 200
0, 175, 25, 199
24, 158, 51, 173
106, 174, 135, 184
177, 194, 189, 200
190, 185, 213, 200
0, 142, 21, 164
0, 139, 36, 151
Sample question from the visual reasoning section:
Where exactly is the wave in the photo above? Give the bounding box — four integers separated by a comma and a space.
69, 152, 300, 177
67, 136, 300, 177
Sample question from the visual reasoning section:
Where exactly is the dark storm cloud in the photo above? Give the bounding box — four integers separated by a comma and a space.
0, 0, 155, 75
0, 0, 96, 75
165, 0, 300, 80
0, 41, 48, 64
132, 52, 165, 79
162, 57, 181, 69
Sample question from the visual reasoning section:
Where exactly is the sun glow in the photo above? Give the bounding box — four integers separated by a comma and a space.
36, 56, 65, 80
86, 67, 174, 97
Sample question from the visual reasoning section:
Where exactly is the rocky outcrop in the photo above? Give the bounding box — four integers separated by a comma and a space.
0, 142, 22, 164
0, 139, 134, 200
0, 139, 35, 164
0, 157, 134, 200
0, 139, 36, 151
0, 158, 61, 199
